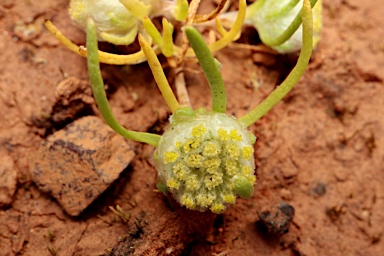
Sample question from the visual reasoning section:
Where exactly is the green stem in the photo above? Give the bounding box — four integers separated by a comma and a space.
162, 18, 174, 57
86, 18, 161, 146
261, 0, 318, 47
138, 34, 181, 113
184, 26, 226, 113
174, 0, 189, 21
239, 0, 313, 127
142, 17, 163, 47
209, 0, 246, 53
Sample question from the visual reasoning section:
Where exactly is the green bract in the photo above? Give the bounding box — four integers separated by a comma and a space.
69, 0, 152, 45
155, 109, 256, 213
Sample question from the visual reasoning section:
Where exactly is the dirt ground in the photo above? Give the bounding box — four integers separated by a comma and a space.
1, 0, 383, 255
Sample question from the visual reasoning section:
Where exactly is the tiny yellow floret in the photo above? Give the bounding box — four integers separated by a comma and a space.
186, 154, 202, 168
183, 139, 200, 152
191, 138, 200, 149
210, 203, 225, 213
186, 175, 199, 191
223, 194, 236, 204
229, 129, 242, 141
203, 158, 221, 173
225, 158, 238, 176
196, 194, 215, 207
181, 194, 196, 209
242, 165, 253, 176
164, 151, 179, 164
218, 128, 230, 141
175, 141, 181, 148
226, 144, 240, 159
183, 139, 193, 153
203, 142, 219, 156
242, 146, 253, 160
167, 178, 180, 189
191, 124, 207, 137
205, 173, 223, 189
247, 175, 256, 183
173, 163, 188, 180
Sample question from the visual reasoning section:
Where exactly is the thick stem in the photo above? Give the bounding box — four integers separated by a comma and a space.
162, 18, 174, 57
86, 18, 161, 146
44, 20, 157, 65
142, 17, 163, 47
193, 0, 228, 23
239, 0, 313, 127
138, 34, 181, 113
174, 0, 189, 21
206, 0, 246, 53
184, 26, 226, 113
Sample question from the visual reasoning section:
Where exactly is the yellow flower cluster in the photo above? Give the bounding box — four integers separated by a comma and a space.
155, 111, 256, 213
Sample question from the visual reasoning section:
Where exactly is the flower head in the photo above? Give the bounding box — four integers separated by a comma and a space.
155, 109, 256, 213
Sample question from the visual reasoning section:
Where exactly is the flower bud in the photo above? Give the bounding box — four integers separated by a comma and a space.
69, 0, 152, 45
247, 0, 322, 53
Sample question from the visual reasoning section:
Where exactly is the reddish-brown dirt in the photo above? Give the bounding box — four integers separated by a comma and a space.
1, 0, 383, 255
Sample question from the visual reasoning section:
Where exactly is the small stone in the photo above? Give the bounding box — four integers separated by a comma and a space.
13, 16, 45, 42
279, 188, 293, 201
334, 168, 348, 181
354, 53, 383, 82
257, 203, 295, 236
280, 166, 298, 179
308, 181, 327, 197
252, 53, 276, 66
51, 77, 95, 124
29, 116, 135, 216
0, 153, 17, 207
361, 210, 370, 222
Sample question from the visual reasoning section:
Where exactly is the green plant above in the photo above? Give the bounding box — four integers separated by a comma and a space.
46, 0, 246, 65
86, 0, 313, 213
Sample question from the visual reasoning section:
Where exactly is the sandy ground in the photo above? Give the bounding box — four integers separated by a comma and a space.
0, 0, 383, 255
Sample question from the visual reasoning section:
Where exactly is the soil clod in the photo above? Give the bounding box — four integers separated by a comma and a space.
29, 116, 135, 216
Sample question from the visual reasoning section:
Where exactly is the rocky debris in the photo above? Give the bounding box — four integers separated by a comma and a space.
29, 116, 135, 216
51, 76, 95, 124
31, 76, 96, 132
0, 152, 17, 207
308, 181, 327, 197
257, 202, 295, 236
